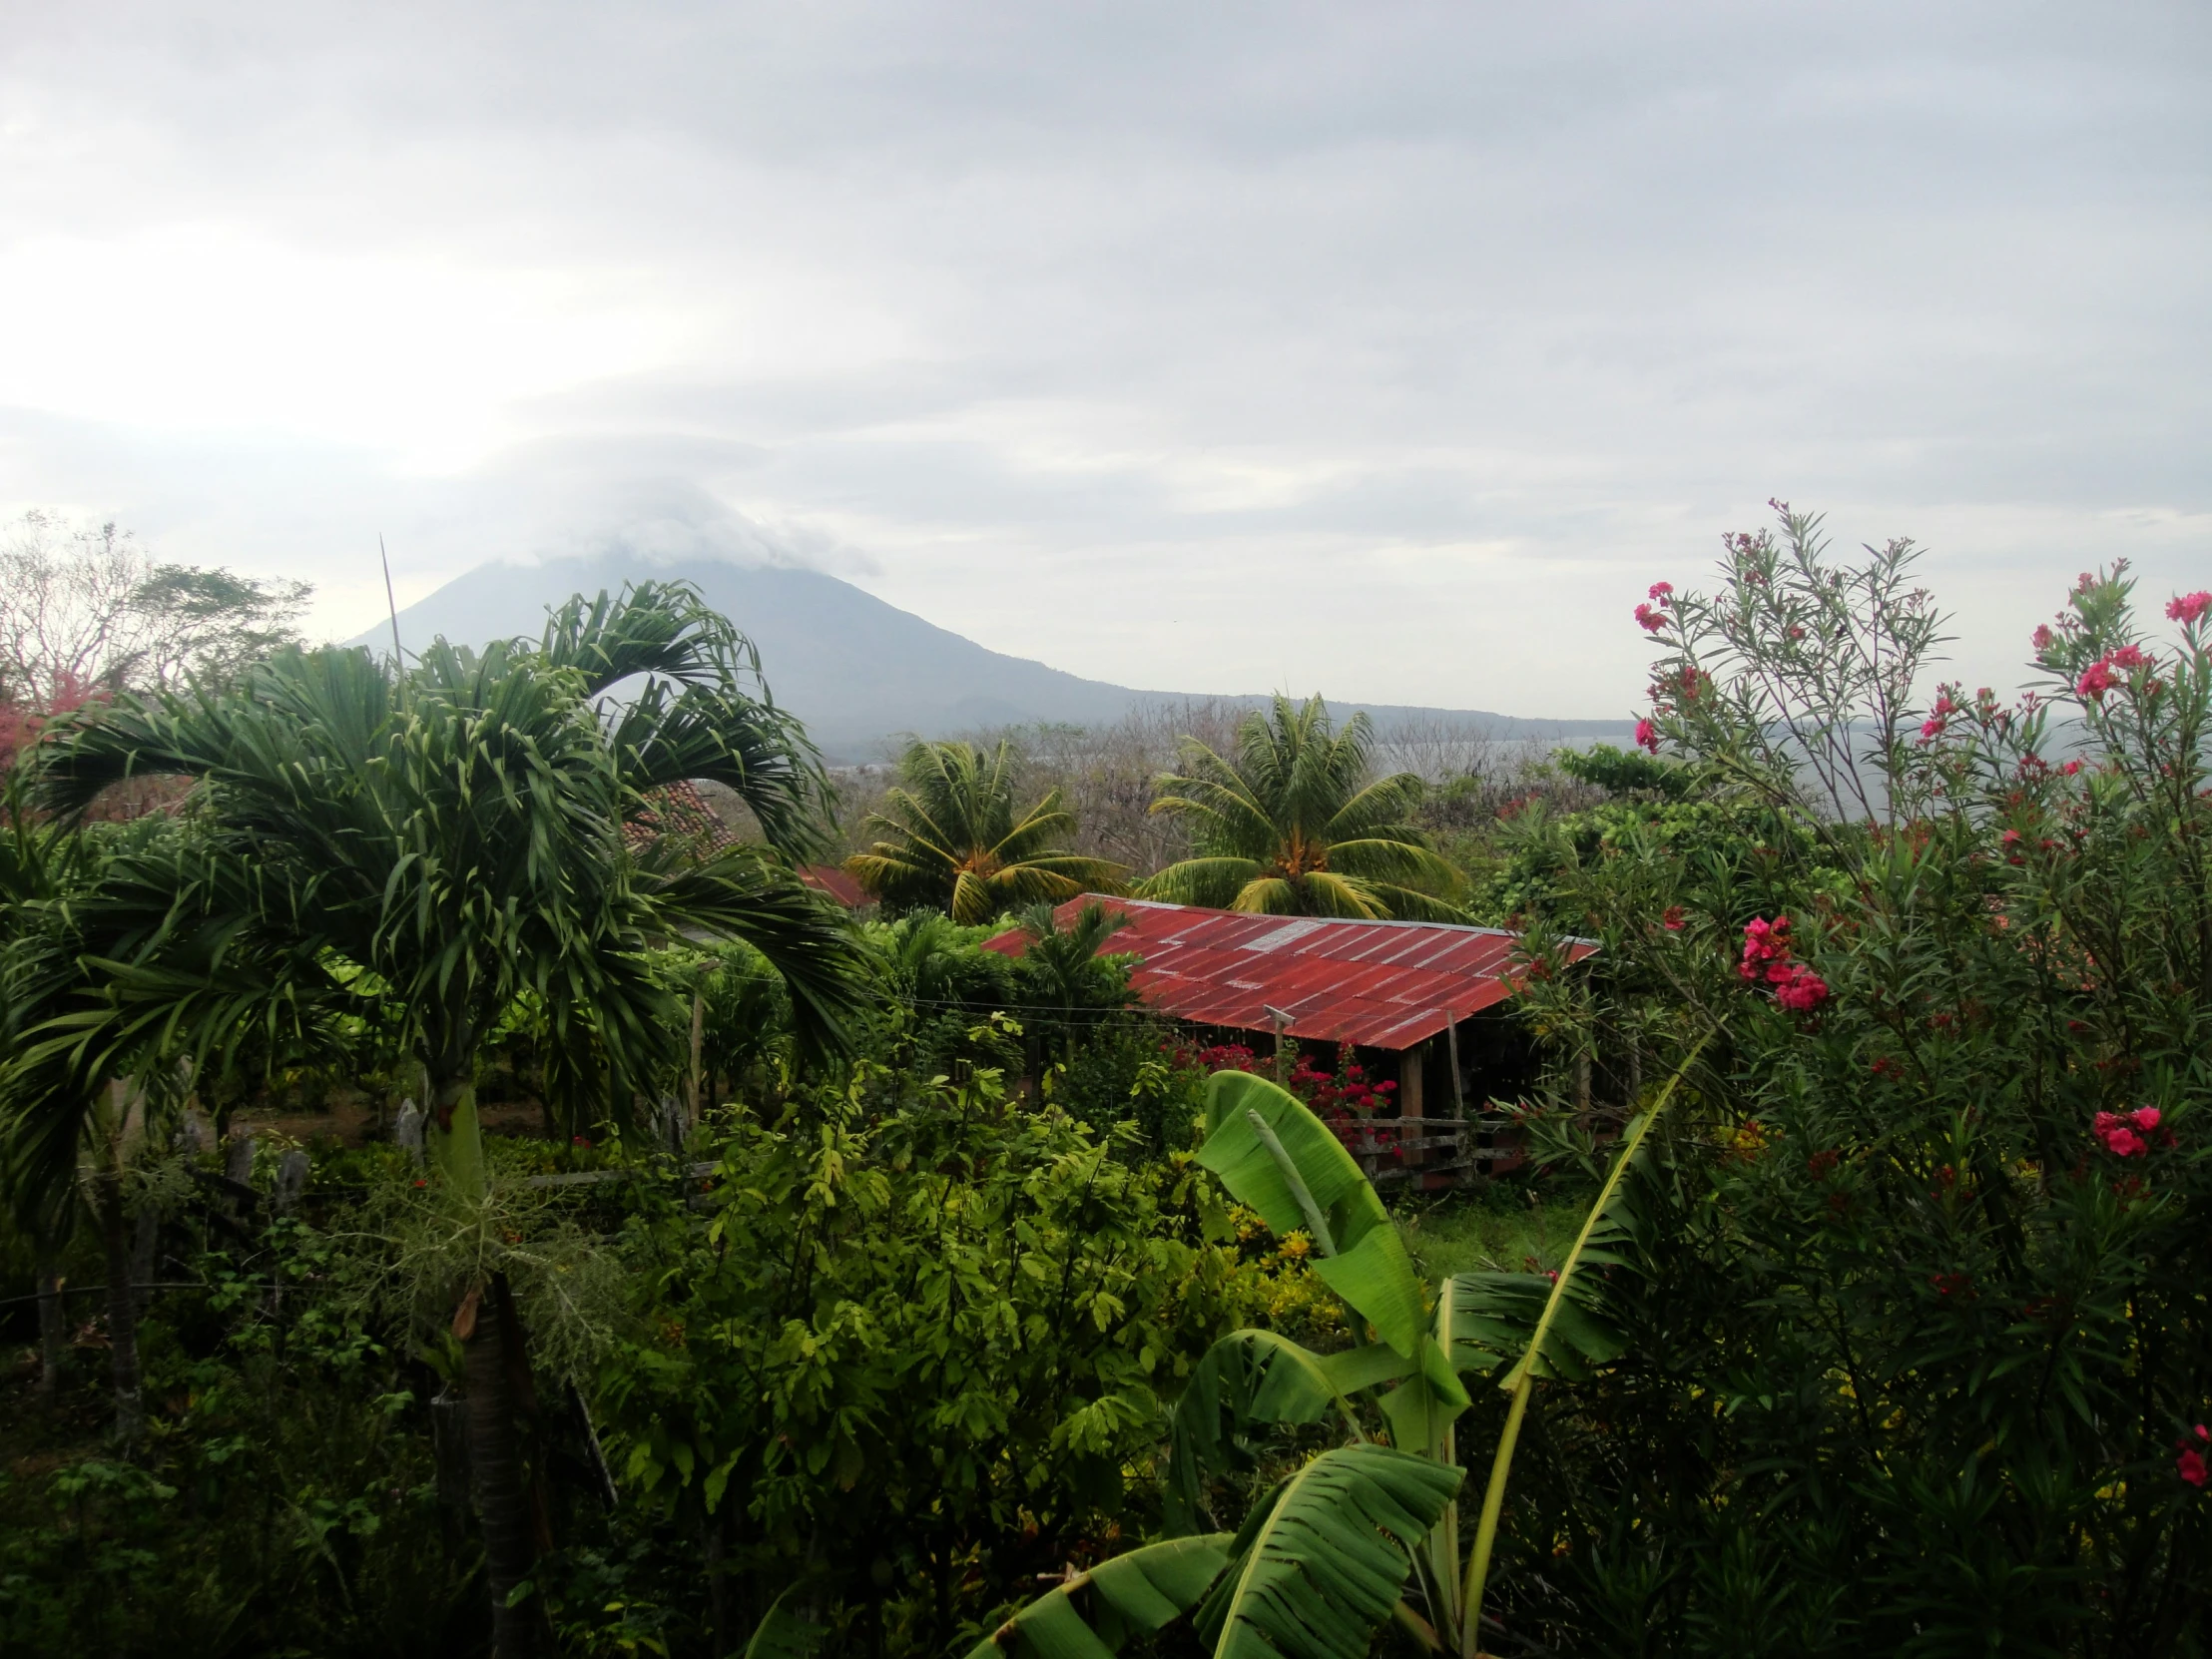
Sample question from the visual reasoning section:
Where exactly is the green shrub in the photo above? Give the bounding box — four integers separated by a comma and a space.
1492, 516, 2212, 1653
586, 1058, 1253, 1656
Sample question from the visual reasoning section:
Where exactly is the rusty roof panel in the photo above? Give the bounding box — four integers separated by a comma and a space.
982, 895, 1597, 1050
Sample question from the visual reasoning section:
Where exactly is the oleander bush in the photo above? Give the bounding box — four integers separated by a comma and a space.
1481, 515, 2212, 1653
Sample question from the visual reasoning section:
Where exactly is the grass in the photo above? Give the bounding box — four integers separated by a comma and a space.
1395, 1186, 1592, 1284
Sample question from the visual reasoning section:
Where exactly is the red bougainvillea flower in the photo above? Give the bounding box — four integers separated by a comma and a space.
1635, 717, 1660, 754
2167, 591, 2211, 624
1662, 904, 1685, 931
1634, 603, 1666, 632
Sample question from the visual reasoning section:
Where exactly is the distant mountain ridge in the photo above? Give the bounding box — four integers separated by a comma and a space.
353, 554, 1633, 761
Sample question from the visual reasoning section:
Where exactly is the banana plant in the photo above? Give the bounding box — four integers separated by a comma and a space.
969, 1046, 1701, 1659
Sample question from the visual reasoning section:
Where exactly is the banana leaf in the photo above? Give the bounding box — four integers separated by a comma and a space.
1437, 1270, 1629, 1383
965, 1534, 1236, 1659
1198, 1073, 1465, 1411
1193, 1443, 1462, 1659
1165, 1329, 1414, 1532
741, 1586, 827, 1659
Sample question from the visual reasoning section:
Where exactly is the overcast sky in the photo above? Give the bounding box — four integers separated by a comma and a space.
3, 2, 2207, 718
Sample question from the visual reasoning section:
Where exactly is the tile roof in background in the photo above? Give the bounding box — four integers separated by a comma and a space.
983, 895, 1595, 1050
623, 781, 742, 855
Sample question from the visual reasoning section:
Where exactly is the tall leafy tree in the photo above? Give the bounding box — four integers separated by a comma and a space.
844, 738, 1127, 923
0, 508, 309, 710
1, 581, 868, 1656
1145, 695, 1466, 919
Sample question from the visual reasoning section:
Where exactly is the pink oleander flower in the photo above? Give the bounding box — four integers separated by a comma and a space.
2180, 1446, 2208, 1488
1776, 967, 1830, 1013
1635, 717, 1660, 754
2032, 623, 2055, 652
1741, 916, 1783, 958
2093, 1109, 2157, 1157
1634, 603, 1665, 632
2077, 660, 2115, 699
1647, 581, 1673, 602
1740, 915, 1793, 981
2060, 759, 2083, 777
2110, 643, 2148, 670
2167, 591, 2211, 624
1920, 715, 1945, 742
1662, 904, 1685, 931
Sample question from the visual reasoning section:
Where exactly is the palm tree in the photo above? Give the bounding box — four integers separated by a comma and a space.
844, 739, 1127, 923
1145, 695, 1465, 919
0, 775, 143, 1425
2, 582, 869, 1657
1009, 899, 1136, 1062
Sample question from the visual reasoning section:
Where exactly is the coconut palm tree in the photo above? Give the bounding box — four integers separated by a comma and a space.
1145, 695, 1465, 919
844, 739, 1127, 923
2, 581, 869, 1657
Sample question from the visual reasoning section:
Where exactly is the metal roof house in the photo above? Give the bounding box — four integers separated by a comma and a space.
984, 895, 1596, 1137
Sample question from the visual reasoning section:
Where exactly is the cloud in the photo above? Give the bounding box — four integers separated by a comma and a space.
0, 0, 2207, 714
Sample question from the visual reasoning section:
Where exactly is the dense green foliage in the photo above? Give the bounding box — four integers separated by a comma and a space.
1477, 519, 2212, 1652
594, 1058, 1254, 1655
7, 511, 2212, 1657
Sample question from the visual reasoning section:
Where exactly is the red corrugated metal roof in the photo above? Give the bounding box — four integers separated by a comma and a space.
983, 895, 1595, 1050
801, 864, 869, 908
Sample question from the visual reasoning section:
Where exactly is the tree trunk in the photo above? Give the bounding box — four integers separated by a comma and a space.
94, 1176, 144, 1443
130, 1205, 160, 1317
463, 1273, 541, 1659
35, 1259, 66, 1400
704, 1507, 729, 1655
688, 989, 706, 1126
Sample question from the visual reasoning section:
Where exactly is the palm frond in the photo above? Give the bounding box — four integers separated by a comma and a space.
1229, 876, 1300, 913
1286, 871, 1385, 919
644, 849, 870, 1064
1140, 857, 1263, 910
536, 580, 759, 697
